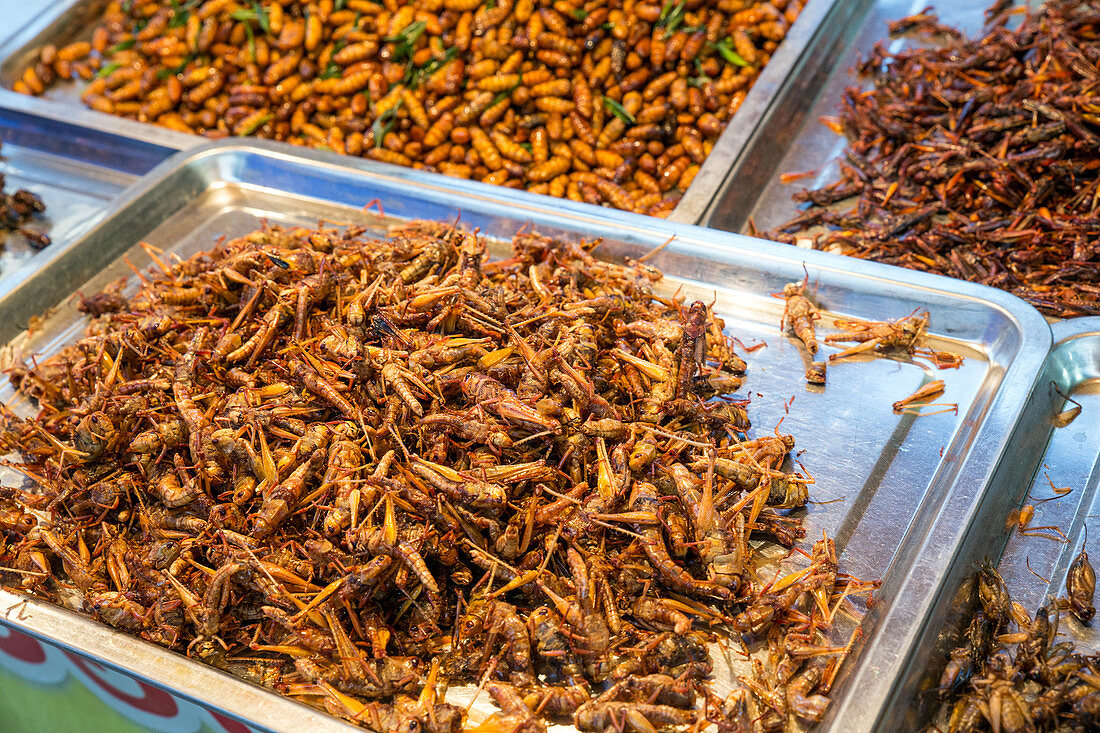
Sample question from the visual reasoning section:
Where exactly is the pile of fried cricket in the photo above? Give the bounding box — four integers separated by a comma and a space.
0, 221, 868, 731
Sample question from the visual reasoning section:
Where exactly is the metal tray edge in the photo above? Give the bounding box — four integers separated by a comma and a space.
0, 104, 173, 176
0, 588, 363, 733
858, 351, 1052, 731
1049, 317, 1100, 360
666, 0, 850, 224
0, 137, 1056, 349
0, 106, 170, 311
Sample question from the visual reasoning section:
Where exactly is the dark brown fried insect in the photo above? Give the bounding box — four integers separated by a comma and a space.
977, 563, 1011, 629
805, 360, 826, 385
1065, 546, 1096, 624
0, 147, 49, 246
769, 0, 1100, 318
18, 228, 52, 250
931, 555, 1100, 733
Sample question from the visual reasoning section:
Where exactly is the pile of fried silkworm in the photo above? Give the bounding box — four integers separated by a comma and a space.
17, 0, 802, 216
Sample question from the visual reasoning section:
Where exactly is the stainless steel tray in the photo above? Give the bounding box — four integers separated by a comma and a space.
894, 318, 1100, 730
0, 107, 165, 311
699, 0, 1038, 233
0, 140, 1052, 732
0, 0, 47, 50
0, 0, 862, 225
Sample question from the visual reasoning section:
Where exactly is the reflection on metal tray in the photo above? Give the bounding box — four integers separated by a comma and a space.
700, 0, 1041, 234
0, 107, 167, 311
0, 140, 1051, 732
899, 318, 1100, 731
0, 0, 865, 225
0, 0, 47, 50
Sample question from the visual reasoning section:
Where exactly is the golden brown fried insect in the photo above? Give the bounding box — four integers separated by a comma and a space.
780, 277, 820, 354
573, 700, 696, 732
826, 311, 930, 361
1005, 503, 1069, 543
805, 360, 827, 385
892, 380, 947, 413
0, 220, 866, 733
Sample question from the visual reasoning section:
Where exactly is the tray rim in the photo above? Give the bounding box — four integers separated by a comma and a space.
0, 0, 848, 226
1050, 316, 1100, 350
0, 588, 362, 733
0, 138, 1056, 733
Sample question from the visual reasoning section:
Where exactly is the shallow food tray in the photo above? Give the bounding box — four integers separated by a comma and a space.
0, 0, 865, 225
700, 0, 1039, 234
898, 318, 1100, 730
0, 107, 167, 308
0, 140, 1051, 732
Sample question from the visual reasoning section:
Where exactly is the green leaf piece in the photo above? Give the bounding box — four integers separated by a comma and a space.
602, 96, 636, 125
94, 62, 122, 80
106, 39, 136, 54
711, 38, 748, 66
